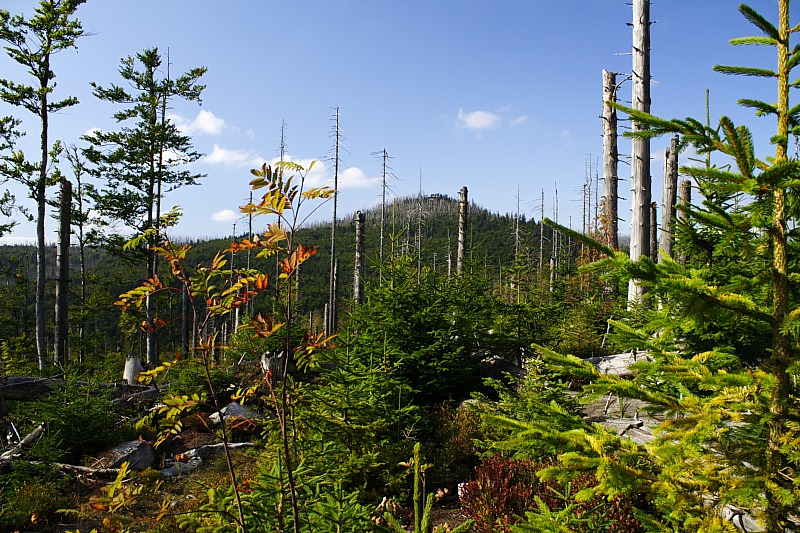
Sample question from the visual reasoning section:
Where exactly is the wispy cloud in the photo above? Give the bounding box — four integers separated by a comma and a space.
457, 108, 501, 131
170, 109, 226, 136
211, 209, 238, 223
203, 144, 265, 167
510, 115, 528, 127
266, 157, 378, 190
340, 167, 380, 188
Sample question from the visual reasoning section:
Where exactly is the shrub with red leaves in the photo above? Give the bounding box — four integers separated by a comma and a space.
459, 455, 538, 532
459, 454, 648, 532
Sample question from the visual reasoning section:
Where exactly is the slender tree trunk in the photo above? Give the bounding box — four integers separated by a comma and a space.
353, 211, 364, 304
145, 92, 158, 369
603, 69, 619, 249
380, 149, 388, 286
327, 107, 340, 335
79, 221, 85, 365
677, 180, 691, 264
628, 0, 652, 306
660, 135, 679, 260
539, 189, 545, 281
457, 186, 468, 274
54, 180, 71, 366
766, 2, 791, 530
182, 289, 191, 359
552, 186, 559, 289
649, 202, 658, 262
74, 161, 86, 365
36, 81, 49, 372
417, 170, 423, 283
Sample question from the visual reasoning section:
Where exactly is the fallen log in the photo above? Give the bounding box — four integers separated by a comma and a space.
0, 423, 45, 460
0, 376, 153, 402
53, 462, 123, 477
0, 441, 258, 479
110, 387, 161, 410
0, 377, 55, 401
0, 458, 122, 478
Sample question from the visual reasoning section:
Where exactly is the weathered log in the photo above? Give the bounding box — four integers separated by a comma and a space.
0, 423, 45, 459
0, 377, 55, 400
0, 376, 152, 402
54, 462, 123, 477
110, 387, 161, 410
0, 458, 122, 478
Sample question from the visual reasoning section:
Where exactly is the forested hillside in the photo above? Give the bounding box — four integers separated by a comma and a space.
1, 194, 583, 373
3, 1, 800, 532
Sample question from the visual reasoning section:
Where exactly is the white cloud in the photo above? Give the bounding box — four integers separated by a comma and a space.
203, 144, 265, 167
170, 109, 226, 135
340, 167, 380, 188
457, 108, 501, 131
83, 127, 102, 137
260, 157, 378, 190
211, 209, 238, 223
510, 115, 528, 127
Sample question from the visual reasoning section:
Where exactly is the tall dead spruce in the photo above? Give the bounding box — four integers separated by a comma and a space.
457, 186, 468, 274
54, 178, 71, 365
628, 0, 652, 306
327, 107, 342, 335
660, 135, 679, 261
602, 68, 620, 250
353, 210, 364, 304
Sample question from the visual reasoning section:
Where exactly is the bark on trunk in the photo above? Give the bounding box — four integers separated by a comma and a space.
628, 0, 652, 306
677, 180, 691, 264
327, 108, 340, 336
457, 186, 468, 274
649, 202, 658, 263
660, 135, 679, 261
36, 79, 49, 372
602, 69, 619, 250
54, 180, 72, 365
766, 2, 792, 530
353, 211, 365, 304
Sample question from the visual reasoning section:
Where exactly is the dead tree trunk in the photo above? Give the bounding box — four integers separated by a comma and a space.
457, 186, 468, 274
353, 211, 365, 304
54, 179, 71, 366
677, 179, 692, 264
331, 259, 339, 331
379, 148, 391, 286
602, 69, 619, 250
539, 189, 545, 280
327, 107, 341, 336
649, 202, 658, 263
181, 289, 191, 360
660, 135, 679, 261
628, 0, 652, 306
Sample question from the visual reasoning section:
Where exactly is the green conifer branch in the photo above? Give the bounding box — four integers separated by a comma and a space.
713, 65, 777, 78
739, 4, 780, 40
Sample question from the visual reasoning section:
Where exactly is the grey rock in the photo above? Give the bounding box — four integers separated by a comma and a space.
93, 440, 155, 471
208, 402, 266, 425
161, 456, 203, 478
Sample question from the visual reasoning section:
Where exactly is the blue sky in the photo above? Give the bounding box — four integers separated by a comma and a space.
0, 0, 789, 244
